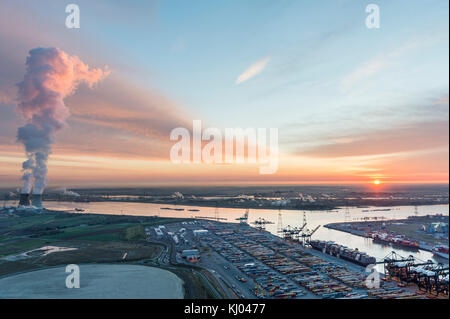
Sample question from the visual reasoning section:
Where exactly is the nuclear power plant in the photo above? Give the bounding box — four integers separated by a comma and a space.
18, 192, 43, 208
13, 48, 108, 212
19, 193, 31, 206
31, 194, 43, 208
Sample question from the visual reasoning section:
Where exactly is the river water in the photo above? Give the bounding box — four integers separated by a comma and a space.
8, 200, 449, 266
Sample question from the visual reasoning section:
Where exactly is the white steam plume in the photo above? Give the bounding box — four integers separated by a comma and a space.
16, 47, 110, 194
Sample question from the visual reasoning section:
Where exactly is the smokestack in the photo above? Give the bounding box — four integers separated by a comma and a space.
31, 194, 43, 208
19, 193, 31, 206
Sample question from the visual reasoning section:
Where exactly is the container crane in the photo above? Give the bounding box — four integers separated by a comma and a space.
410, 263, 449, 296
280, 211, 308, 241
280, 225, 298, 241
235, 208, 249, 224
299, 224, 321, 245
376, 251, 449, 296
251, 217, 274, 231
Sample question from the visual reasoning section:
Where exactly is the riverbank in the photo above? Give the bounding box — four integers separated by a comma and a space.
15, 197, 450, 213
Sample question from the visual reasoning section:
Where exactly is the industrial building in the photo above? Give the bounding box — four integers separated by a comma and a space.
426, 222, 449, 234
154, 227, 163, 238
182, 249, 200, 262
18, 193, 43, 209
193, 229, 209, 236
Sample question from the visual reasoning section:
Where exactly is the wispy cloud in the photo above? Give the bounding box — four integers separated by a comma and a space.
296, 120, 449, 158
340, 37, 431, 93
236, 57, 271, 84
434, 96, 449, 105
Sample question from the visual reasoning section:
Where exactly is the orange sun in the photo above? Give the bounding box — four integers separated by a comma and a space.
373, 180, 381, 185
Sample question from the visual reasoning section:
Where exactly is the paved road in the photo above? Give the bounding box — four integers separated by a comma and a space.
199, 251, 256, 299
145, 227, 228, 299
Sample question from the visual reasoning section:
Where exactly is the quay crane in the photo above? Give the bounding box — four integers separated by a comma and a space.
251, 217, 274, 231
375, 251, 416, 278
410, 263, 449, 296
376, 251, 449, 296
280, 211, 320, 244
280, 225, 300, 241
299, 225, 321, 245
280, 223, 307, 241
235, 208, 249, 224
280, 211, 308, 241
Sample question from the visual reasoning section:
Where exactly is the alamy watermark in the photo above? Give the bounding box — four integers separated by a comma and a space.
64, 4, 379, 30
65, 264, 80, 288
65, 4, 80, 29
365, 4, 380, 29
365, 264, 380, 289
170, 120, 279, 174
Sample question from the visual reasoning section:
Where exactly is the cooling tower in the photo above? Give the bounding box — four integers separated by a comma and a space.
19, 193, 31, 206
31, 194, 43, 208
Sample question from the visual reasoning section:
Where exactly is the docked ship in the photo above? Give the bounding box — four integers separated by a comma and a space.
309, 240, 376, 267
433, 245, 449, 259
368, 232, 419, 250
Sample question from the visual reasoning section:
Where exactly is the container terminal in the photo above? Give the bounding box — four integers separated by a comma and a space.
1, 203, 448, 299
154, 218, 449, 299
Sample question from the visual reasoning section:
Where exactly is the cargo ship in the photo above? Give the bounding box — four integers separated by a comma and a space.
368, 232, 419, 250
433, 245, 449, 259
309, 240, 376, 267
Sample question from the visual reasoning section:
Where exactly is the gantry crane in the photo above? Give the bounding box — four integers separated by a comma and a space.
375, 251, 449, 296
299, 224, 321, 245
409, 263, 449, 295
251, 217, 274, 231
236, 208, 249, 224
280, 211, 308, 241
280, 225, 298, 241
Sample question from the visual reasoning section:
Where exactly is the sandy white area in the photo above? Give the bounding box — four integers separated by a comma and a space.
0, 264, 184, 299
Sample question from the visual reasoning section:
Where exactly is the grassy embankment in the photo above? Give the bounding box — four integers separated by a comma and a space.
0, 210, 217, 298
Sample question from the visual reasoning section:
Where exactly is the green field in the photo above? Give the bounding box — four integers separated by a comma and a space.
0, 210, 185, 262
0, 210, 219, 298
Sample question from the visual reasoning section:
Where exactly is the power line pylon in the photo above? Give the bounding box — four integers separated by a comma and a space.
302, 211, 307, 228
277, 211, 283, 235
345, 205, 350, 222
214, 207, 219, 221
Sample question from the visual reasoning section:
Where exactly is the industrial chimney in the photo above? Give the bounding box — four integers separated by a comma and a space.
19, 193, 31, 206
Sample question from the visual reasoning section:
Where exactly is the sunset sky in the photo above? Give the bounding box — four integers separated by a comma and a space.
0, 0, 448, 188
